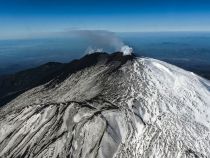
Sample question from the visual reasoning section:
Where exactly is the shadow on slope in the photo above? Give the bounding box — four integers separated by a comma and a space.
0, 52, 134, 107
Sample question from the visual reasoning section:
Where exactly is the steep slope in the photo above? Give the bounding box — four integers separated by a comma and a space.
0, 62, 63, 106
0, 52, 133, 107
0, 53, 210, 158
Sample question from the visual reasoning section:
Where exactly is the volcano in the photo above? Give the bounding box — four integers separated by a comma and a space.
0, 52, 210, 158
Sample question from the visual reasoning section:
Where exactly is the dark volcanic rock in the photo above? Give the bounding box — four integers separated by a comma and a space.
0, 52, 134, 106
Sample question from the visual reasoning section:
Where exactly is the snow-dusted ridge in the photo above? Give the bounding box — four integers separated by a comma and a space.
0, 53, 210, 158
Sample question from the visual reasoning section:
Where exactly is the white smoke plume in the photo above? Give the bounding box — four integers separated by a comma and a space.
121, 45, 133, 56
64, 30, 133, 55
85, 47, 103, 54
70, 30, 124, 51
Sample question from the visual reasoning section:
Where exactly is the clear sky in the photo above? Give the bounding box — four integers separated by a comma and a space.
1, 0, 210, 39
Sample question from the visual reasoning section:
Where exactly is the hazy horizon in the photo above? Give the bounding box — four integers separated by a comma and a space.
0, 31, 210, 78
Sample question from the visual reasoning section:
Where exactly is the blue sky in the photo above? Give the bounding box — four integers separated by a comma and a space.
1, 0, 210, 39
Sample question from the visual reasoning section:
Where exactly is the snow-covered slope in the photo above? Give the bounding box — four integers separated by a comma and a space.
0, 53, 210, 158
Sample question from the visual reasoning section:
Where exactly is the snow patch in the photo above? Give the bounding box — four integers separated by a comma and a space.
152, 62, 173, 76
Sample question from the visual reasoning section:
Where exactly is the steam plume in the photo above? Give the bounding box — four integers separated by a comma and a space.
85, 47, 103, 54
67, 30, 133, 55
121, 45, 133, 56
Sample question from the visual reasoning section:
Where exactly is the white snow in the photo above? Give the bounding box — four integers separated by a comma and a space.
0, 56, 210, 158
